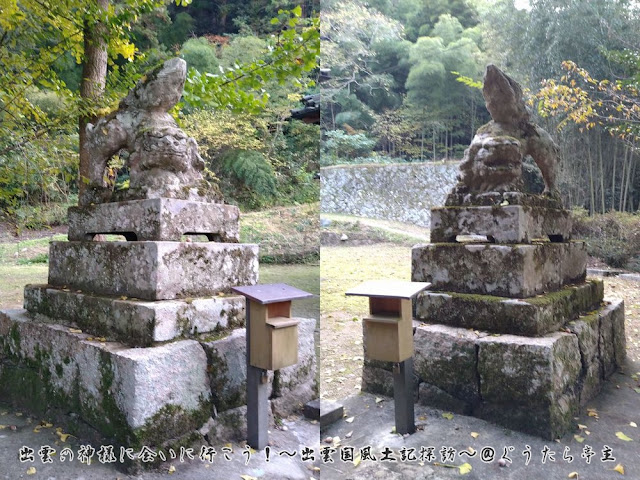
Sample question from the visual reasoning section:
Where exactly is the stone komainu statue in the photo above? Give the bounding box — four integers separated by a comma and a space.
82, 57, 218, 205
455, 64, 560, 196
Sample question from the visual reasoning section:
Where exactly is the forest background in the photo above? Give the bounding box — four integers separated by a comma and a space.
321, 0, 640, 270
0, 0, 320, 229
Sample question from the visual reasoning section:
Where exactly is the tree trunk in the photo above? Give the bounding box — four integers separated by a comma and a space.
587, 141, 595, 215
611, 139, 617, 211
598, 131, 605, 214
619, 144, 628, 211
78, 0, 109, 205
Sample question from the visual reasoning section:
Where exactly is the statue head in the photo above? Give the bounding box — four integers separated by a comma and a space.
483, 64, 530, 124
120, 57, 187, 112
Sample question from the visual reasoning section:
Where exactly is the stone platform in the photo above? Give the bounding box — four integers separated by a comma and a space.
430, 204, 572, 243
415, 279, 604, 336
68, 198, 240, 242
24, 285, 245, 346
412, 241, 587, 297
363, 299, 625, 439
0, 309, 318, 451
48, 241, 258, 300
0, 309, 211, 450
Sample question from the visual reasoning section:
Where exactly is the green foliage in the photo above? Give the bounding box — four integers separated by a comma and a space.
182, 8, 319, 114
182, 109, 318, 210
180, 38, 219, 73
219, 149, 277, 208
322, 130, 376, 165
159, 12, 195, 50
0, 135, 77, 210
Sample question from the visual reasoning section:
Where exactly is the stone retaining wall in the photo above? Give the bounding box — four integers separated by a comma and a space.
320, 162, 459, 226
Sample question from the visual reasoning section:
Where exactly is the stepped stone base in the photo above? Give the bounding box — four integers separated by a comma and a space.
68, 198, 240, 242
362, 300, 625, 439
415, 280, 604, 336
0, 309, 212, 449
49, 241, 258, 300
412, 241, 586, 298
24, 285, 245, 347
430, 205, 572, 243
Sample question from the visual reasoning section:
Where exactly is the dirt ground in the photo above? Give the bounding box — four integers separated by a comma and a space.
320, 242, 640, 402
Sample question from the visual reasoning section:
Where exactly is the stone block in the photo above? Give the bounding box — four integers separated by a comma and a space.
610, 299, 627, 368
579, 360, 602, 406
567, 309, 601, 365
319, 400, 344, 428
303, 399, 321, 421
201, 329, 250, 412
68, 198, 240, 242
413, 324, 481, 404
416, 280, 603, 336
412, 242, 586, 297
24, 285, 245, 347
418, 383, 472, 415
598, 300, 625, 378
431, 205, 572, 243
445, 191, 563, 209
0, 309, 211, 448
478, 332, 581, 405
475, 391, 578, 440
48, 241, 258, 300
361, 365, 395, 397
207, 404, 273, 443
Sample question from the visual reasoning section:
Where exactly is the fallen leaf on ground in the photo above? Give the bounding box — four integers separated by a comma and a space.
353, 453, 361, 467
616, 432, 633, 441
442, 412, 454, 420
345, 431, 353, 438
470, 432, 479, 439
345, 416, 354, 423
578, 424, 588, 430
69, 328, 82, 334
26, 467, 36, 475
630, 422, 637, 428
168, 465, 176, 474
614, 464, 625, 474
574, 435, 585, 443
459, 463, 472, 474
239, 475, 257, 480
375, 397, 383, 404
568, 472, 579, 478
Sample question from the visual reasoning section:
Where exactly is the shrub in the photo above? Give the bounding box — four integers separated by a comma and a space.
180, 38, 219, 73
572, 209, 640, 271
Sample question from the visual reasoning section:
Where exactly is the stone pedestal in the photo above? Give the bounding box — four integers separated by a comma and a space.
0, 198, 266, 458
363, 192, 626, 440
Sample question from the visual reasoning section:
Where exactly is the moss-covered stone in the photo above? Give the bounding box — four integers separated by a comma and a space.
416, 280, 604, 336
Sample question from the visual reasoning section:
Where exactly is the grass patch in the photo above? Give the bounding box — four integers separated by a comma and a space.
0, 234, 66, 266
17, 253, 49, 265
0, 264, 49, 309
260, 264, 319, 320
240, 203, 319, 264
320, 244, 411, 316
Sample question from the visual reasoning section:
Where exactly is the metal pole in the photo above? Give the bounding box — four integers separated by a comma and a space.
246, 300, 269, 449
393, 358, 415, 435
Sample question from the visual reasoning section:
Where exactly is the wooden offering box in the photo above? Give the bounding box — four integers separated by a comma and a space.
232, 283, 313, 371
346, 281, 430, 363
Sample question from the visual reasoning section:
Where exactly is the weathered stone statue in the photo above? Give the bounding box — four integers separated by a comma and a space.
456, 65, 560, 196
82, 57, 218, 205
394, 64, 627, 441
